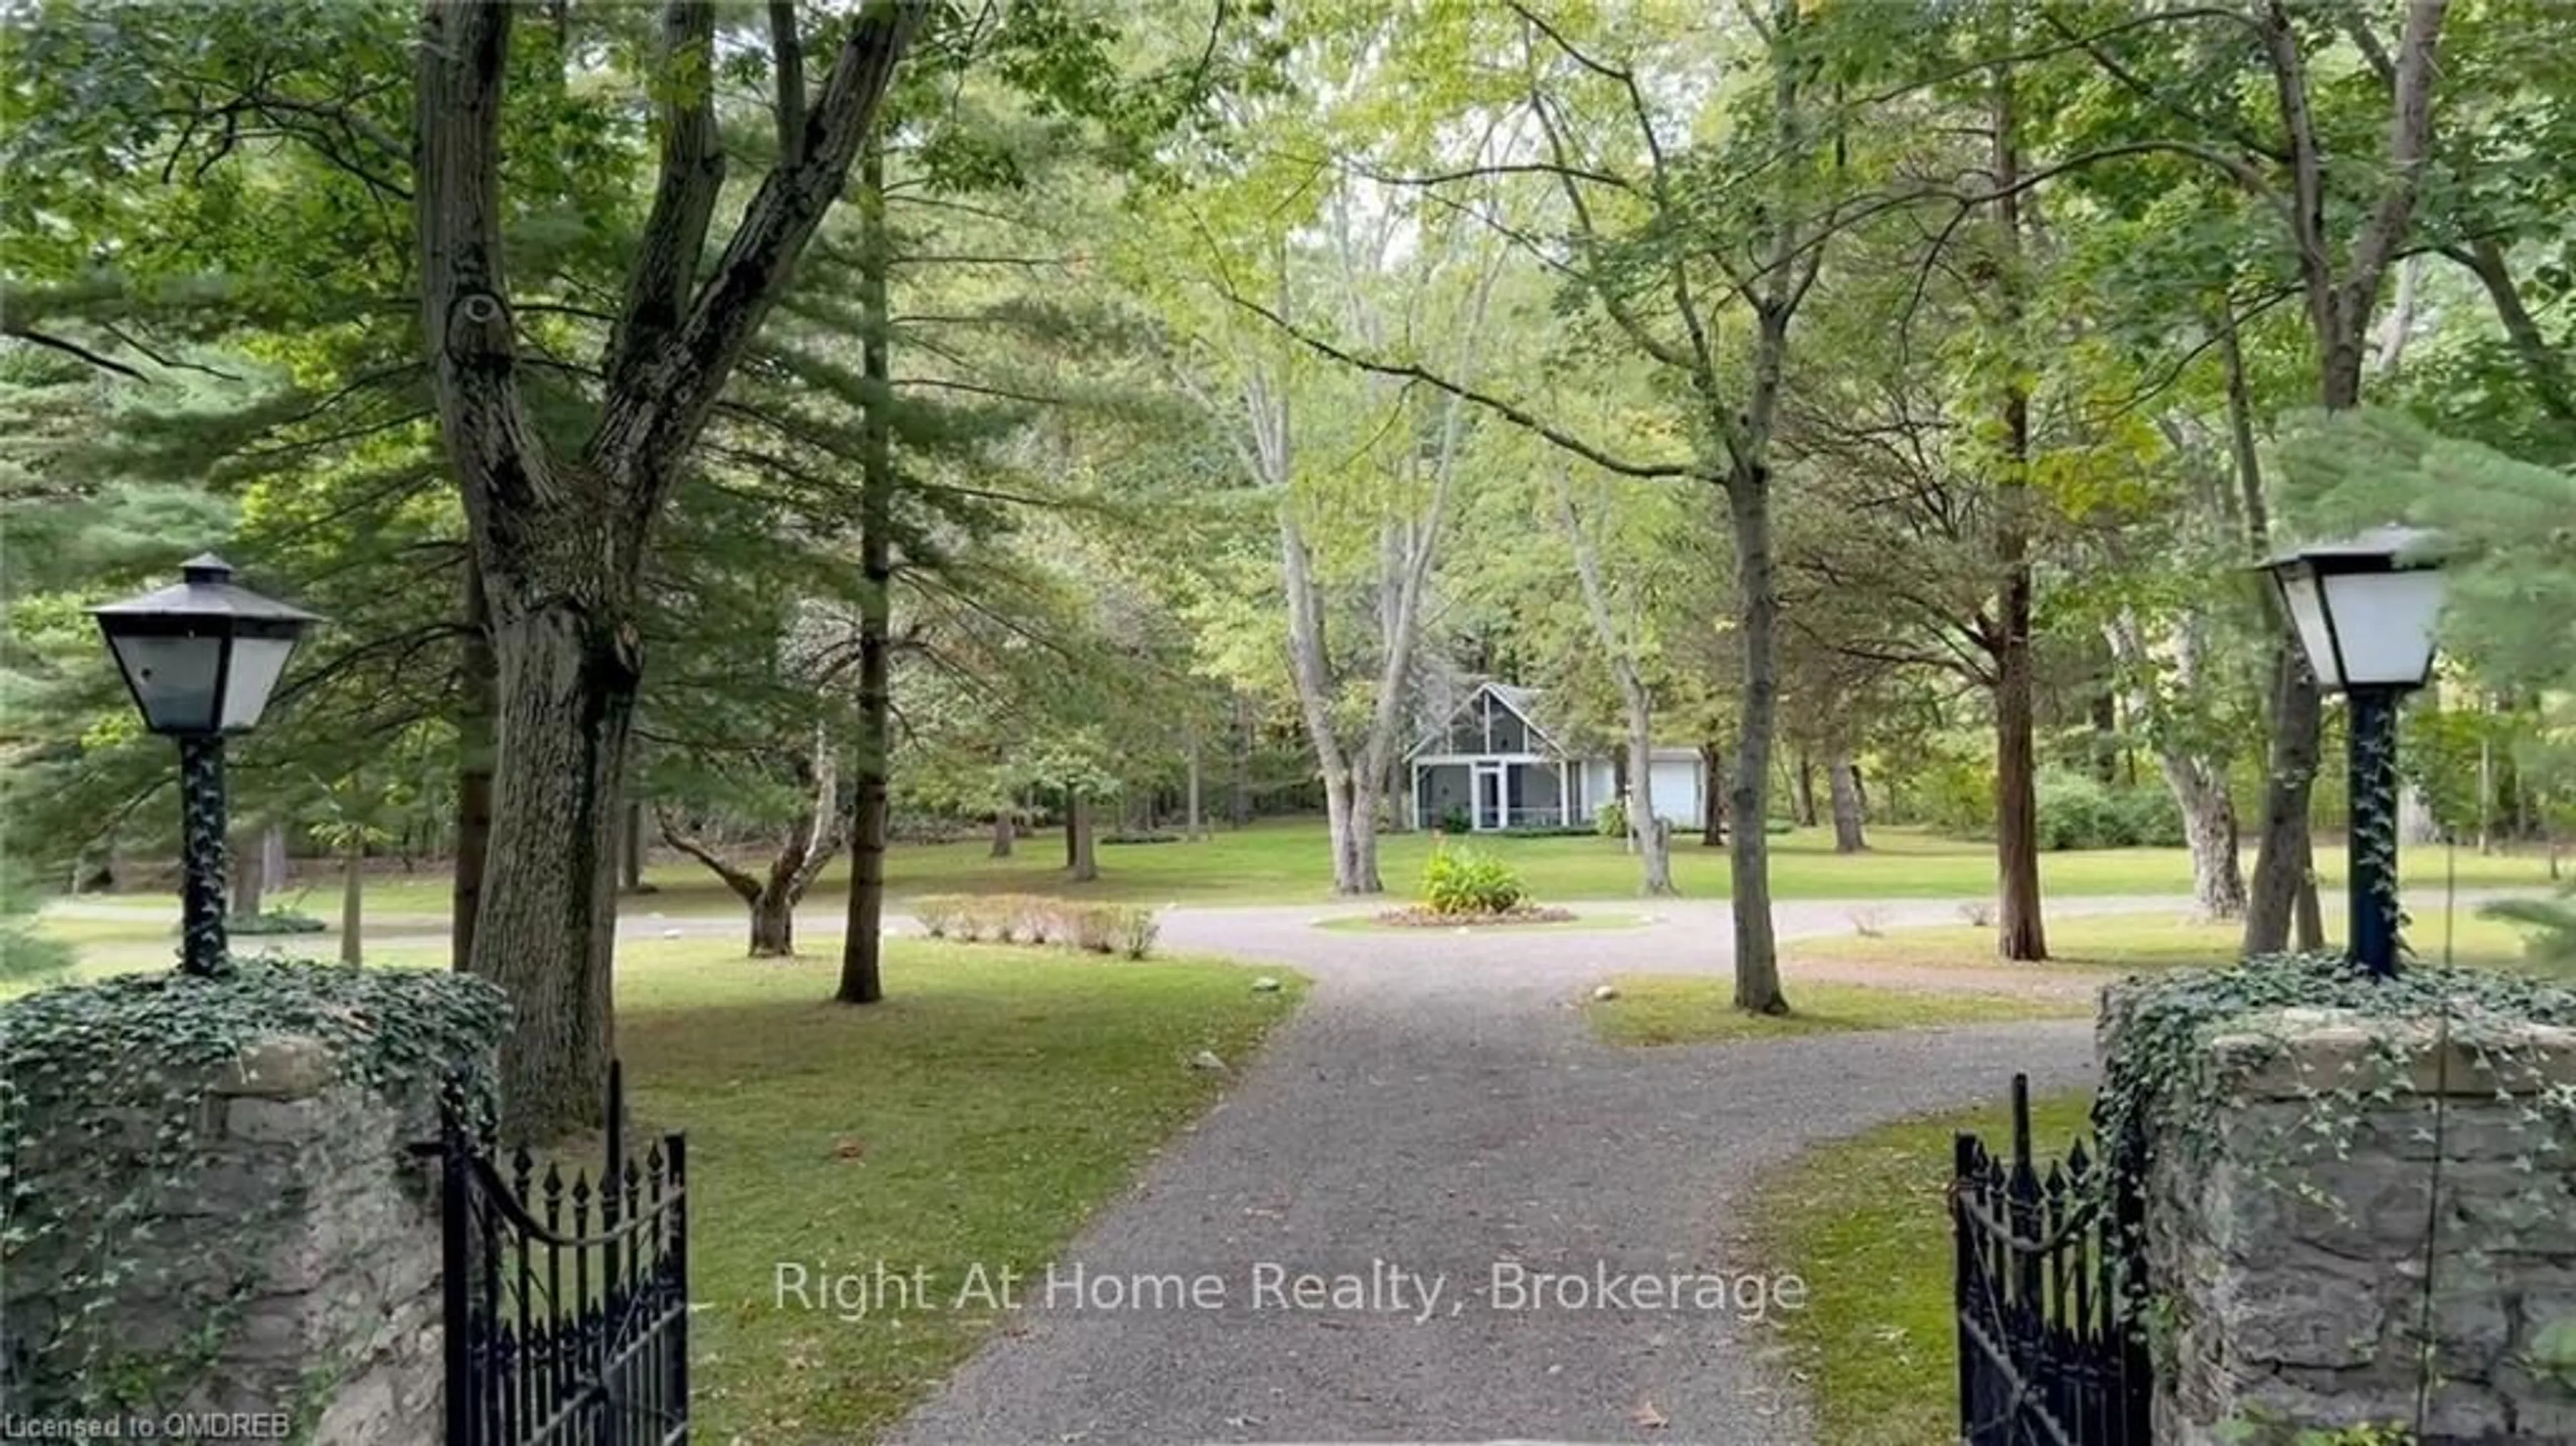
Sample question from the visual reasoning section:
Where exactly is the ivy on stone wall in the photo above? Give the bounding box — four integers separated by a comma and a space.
2096, 952, 2576, 1417
0, 959, 506, 1415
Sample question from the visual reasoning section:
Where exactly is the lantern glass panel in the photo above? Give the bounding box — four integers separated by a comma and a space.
107, 630, 223, 734
2272, 563, 2344, 689
217, 634, 297, 731
2319, 568, 2445, 687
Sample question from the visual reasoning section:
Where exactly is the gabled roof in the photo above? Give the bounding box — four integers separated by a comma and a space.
1405, 680, 1569, 761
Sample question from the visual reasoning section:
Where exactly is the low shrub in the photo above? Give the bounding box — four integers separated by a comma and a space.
1495, 825, 1595, 838
227, 910, 326, 936
1439, 805, 1472, 835
1421, 845, 1527, 916
1593, 800, 1629, 840
1101, 832, 1182, 846
906, 894, 1159, 960
1068, 905, 1159, 959
2036, 770, 2186, 850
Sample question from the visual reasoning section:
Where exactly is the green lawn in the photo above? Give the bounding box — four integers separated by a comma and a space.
1796, 907, 2541, 975
5, 937, 1304, 1441
64, 820, 2567, 921
1749, 1087, 2096, 1446
1585, 978, 2084, 1046
576, 940, 1303, 1441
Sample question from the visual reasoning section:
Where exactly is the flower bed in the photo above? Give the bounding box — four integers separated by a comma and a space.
1371, 903, 1578, 928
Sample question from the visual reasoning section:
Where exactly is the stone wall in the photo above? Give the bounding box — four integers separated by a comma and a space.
2127, 1007, 2576, 1443
3, 1034, 449, 1444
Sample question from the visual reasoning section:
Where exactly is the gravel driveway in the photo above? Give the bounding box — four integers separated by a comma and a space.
881, 898, 2127, 1446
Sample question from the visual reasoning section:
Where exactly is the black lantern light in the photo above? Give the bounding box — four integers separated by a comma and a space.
2261, 526, 2447, 979
91, 554, 320, 976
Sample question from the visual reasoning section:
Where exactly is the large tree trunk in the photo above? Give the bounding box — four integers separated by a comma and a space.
2245, 649, 2328, 953
229, 830, 263, 920
261, 824, 290, 897
1320, 773, 1381, 893
837, 140, 896, 1006
1067, 794, 1099, 883
2240, 0, 2447, 956
340, 841, 364, 966
750, 887, 795, 956
621, 796, 649, 892
1185, 726, 1204, 840
1994, 640, 2047, 962
453, 555, 494, 974
1627, 724, 1674, 895
2090, 690, 2121, 785
2170, 759, 2248, 922
1700, 742, 1726, 846
1551, 465, 1674, 895
1725, 461, 1787, 1015
1828, 755, 1867, 854
1228, 704, 1252, 828
473, 602, 637, 1139
2220, 316, 2325, 954
1991, 56, 2048, 965
417, 0, 919, 1137
989, 811, 1014, 858
2108, 612, 2247, 922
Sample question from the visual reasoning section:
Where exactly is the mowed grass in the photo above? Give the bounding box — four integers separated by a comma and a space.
1586, 978, 2084, 1046
1748, 1087, 2096, 1446
610, 940, 1303, 1442
1796, 907, 2541, 974
5, 936, 1305, 1441
65, 820, 2567, 920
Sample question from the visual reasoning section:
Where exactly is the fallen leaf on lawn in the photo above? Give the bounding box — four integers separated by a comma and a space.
833, 1137, 867, 1160
1628, 1401, 1668, 1430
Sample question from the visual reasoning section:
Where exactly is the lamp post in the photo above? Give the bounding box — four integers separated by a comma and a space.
91, 555, 319, 977
2261, 526, 2447, 979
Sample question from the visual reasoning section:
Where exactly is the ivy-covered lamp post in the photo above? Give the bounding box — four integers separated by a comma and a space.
90, 555, 319, 978
2262, 526, 2447, 979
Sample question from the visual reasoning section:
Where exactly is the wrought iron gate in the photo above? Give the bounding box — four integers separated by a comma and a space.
436, 1062, 690, 1445
1951, 1073, 2153, 1445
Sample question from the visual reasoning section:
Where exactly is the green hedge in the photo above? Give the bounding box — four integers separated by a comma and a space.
909, 895, 1159, 958
2035, 771, 2186, 850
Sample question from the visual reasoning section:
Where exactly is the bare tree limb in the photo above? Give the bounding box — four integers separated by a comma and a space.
1221, 291, 1701, 482
3, 327, 149, 381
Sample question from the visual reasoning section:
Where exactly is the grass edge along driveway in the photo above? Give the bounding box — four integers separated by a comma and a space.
1586, 978, 2087, 1046
1747, 1087, 2096, 1446
596, 940, 1305, 1443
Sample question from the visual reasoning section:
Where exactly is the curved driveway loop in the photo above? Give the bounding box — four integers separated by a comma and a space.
884, 897, 2133, 1446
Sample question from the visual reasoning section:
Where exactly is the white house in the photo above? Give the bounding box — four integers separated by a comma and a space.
1403, 681, 1709, 833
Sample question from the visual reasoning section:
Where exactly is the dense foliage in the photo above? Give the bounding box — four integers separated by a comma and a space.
0, 0, 2567, 1121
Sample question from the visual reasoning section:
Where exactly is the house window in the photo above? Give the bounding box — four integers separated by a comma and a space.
1446, 702, 1485, 755
1488, 706, 1529, 755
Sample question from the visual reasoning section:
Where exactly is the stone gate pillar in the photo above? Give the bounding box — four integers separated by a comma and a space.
2114, 1007, 2576, 1443
4, 1002, 494, 1445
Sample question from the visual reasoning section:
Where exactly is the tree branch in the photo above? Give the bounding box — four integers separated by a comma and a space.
604, 0, 726, 395
1222, 291, 1701, 482
657, 805, 765, 901
769, 0, 807, 164
3, 327, 148, 381
586, 0, 925, 518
